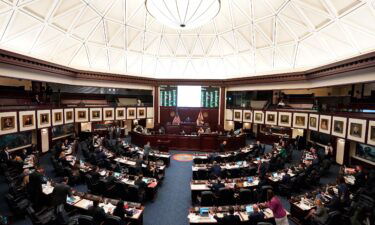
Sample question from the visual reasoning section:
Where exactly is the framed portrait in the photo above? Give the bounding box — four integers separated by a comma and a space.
52, 109, 63, 126
253, 110, 264, 124
0, 112, 18, 135
319, 115, 331, 134
137, 107, 146, 119
64, 108, 74, 124
367, 120, 375, 146
19, 111, 36, 132
233, 109, 243, 122
225, 109, 233, 121
115, 108, 126, 120
309, 114, 319, 131
90, 108, 102, 122
347, 118, 366, 143
278, 112, 292, 127
293, 113, 308, 129
146, 107, 154, 119
127, 107, 136, 119
37, 110, 51, 129
332, 116, 347, 138
265, 111, 277, 126
75, 108, 88, 122
243, 110, 253, 123
103, 108, 115, 121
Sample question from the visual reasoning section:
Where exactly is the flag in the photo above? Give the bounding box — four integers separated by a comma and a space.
172, 114, 181, 125
196, 111, 204, 125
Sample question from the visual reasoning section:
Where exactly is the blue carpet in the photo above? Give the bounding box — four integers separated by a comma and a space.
143, 151, 192, 225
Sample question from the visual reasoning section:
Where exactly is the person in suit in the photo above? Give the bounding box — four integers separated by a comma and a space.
219, 141, 227, 152
210, 161, 222, 179
28, 167, 46, 208
326, 188, 340, 212
248, 204, 265, 225
105, 171, 116, 186
281, 169, 291, 185
337, 176, 350, 207
210, 178, 225, 194
213, 206, 241, 225
134, 175, 147, 191
87, 200, 107, 225
0, 147, 10, 165
258, 156, 269, 179
135, 155, 144, 175
143, 142, 151, 161
52, 177, 72, 207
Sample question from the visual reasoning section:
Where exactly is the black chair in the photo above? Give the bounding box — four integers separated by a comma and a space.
238, 189, 253, 204
26, 206, 55, 225
102, 215, 122, 225
114, 182, 128, 200
321, 210, 341, 225
78, 215, 94, 225
200, 191, 216, 206
126, 185, 142, 203
259, 185, 273, 202
5, 193, 30, 216
217, 188, 234, 206
257, 222, 273, 225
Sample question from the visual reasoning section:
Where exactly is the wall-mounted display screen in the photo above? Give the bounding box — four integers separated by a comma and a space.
160, 86, 177, 107
201, 87, 219, 108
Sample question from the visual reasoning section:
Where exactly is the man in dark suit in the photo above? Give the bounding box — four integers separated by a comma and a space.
87, 200, 107, 225
52, 177, 72, 207
28, 167, 46, 208
219, 141, 227, 152
213, 206, 241, 225
258, 157, 269, 179
0, 147, 10, 165
210, 161, 222, 179
326, 189, 340, 212
248, 204, 265, 225
211, 178, 225, 194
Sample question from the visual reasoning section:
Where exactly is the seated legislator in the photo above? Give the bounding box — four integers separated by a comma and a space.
210, 161, 222, 179
219, 141, 227, 152
213, 206, 241, 225
88, 200, 107, 225
210, 178, 225, 194
305, 199, 328, 225
113, 200, 133, 220
248, 204, 265, 225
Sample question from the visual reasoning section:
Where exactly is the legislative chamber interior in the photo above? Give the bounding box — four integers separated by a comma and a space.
0, 1, 374, 225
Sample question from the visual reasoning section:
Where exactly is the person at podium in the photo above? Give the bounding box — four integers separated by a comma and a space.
197, 127, 205, 135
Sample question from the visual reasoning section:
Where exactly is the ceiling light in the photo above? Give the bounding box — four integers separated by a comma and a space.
145, 0, 221, 29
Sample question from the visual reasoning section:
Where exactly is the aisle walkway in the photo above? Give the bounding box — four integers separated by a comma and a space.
143, 151, 193, 225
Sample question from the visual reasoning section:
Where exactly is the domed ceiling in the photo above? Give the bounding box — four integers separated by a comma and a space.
0, 0, 374, 79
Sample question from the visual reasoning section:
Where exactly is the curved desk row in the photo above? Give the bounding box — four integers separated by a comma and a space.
130, 132, 246, 152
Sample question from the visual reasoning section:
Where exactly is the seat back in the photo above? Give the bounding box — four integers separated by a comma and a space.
78, 215, 94, 225
218, 188, 234, 206
201, 191, 215, 206
103, 215, 121, 225
239, 189, 253, 204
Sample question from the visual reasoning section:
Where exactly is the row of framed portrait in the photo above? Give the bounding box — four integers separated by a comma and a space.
0, 107, 154, 136
226, 109, 375, 146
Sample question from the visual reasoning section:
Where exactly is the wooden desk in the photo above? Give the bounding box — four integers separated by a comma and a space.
130, 132, 246, 152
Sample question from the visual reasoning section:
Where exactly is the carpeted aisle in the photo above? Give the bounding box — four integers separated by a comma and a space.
143, 151, 193, 225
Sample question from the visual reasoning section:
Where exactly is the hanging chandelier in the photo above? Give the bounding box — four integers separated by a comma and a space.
145, 0, 221, 29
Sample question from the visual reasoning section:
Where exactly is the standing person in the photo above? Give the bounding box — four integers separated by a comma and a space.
51, 177, 72, 206
28, 167, 46, 209
219, 141, 227, 152
0, 147, 11, 165
143, 141, 151, 161
325, 143, 334, 161
261, 190, 289, 225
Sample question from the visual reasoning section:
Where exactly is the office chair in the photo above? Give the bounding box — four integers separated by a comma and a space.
126, 185, 142, 203
200, 191, 216, 206
238, 189, 253, 205
102, 215, 122, 225
217, 188, 235, 206
77, 215, 94, 225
